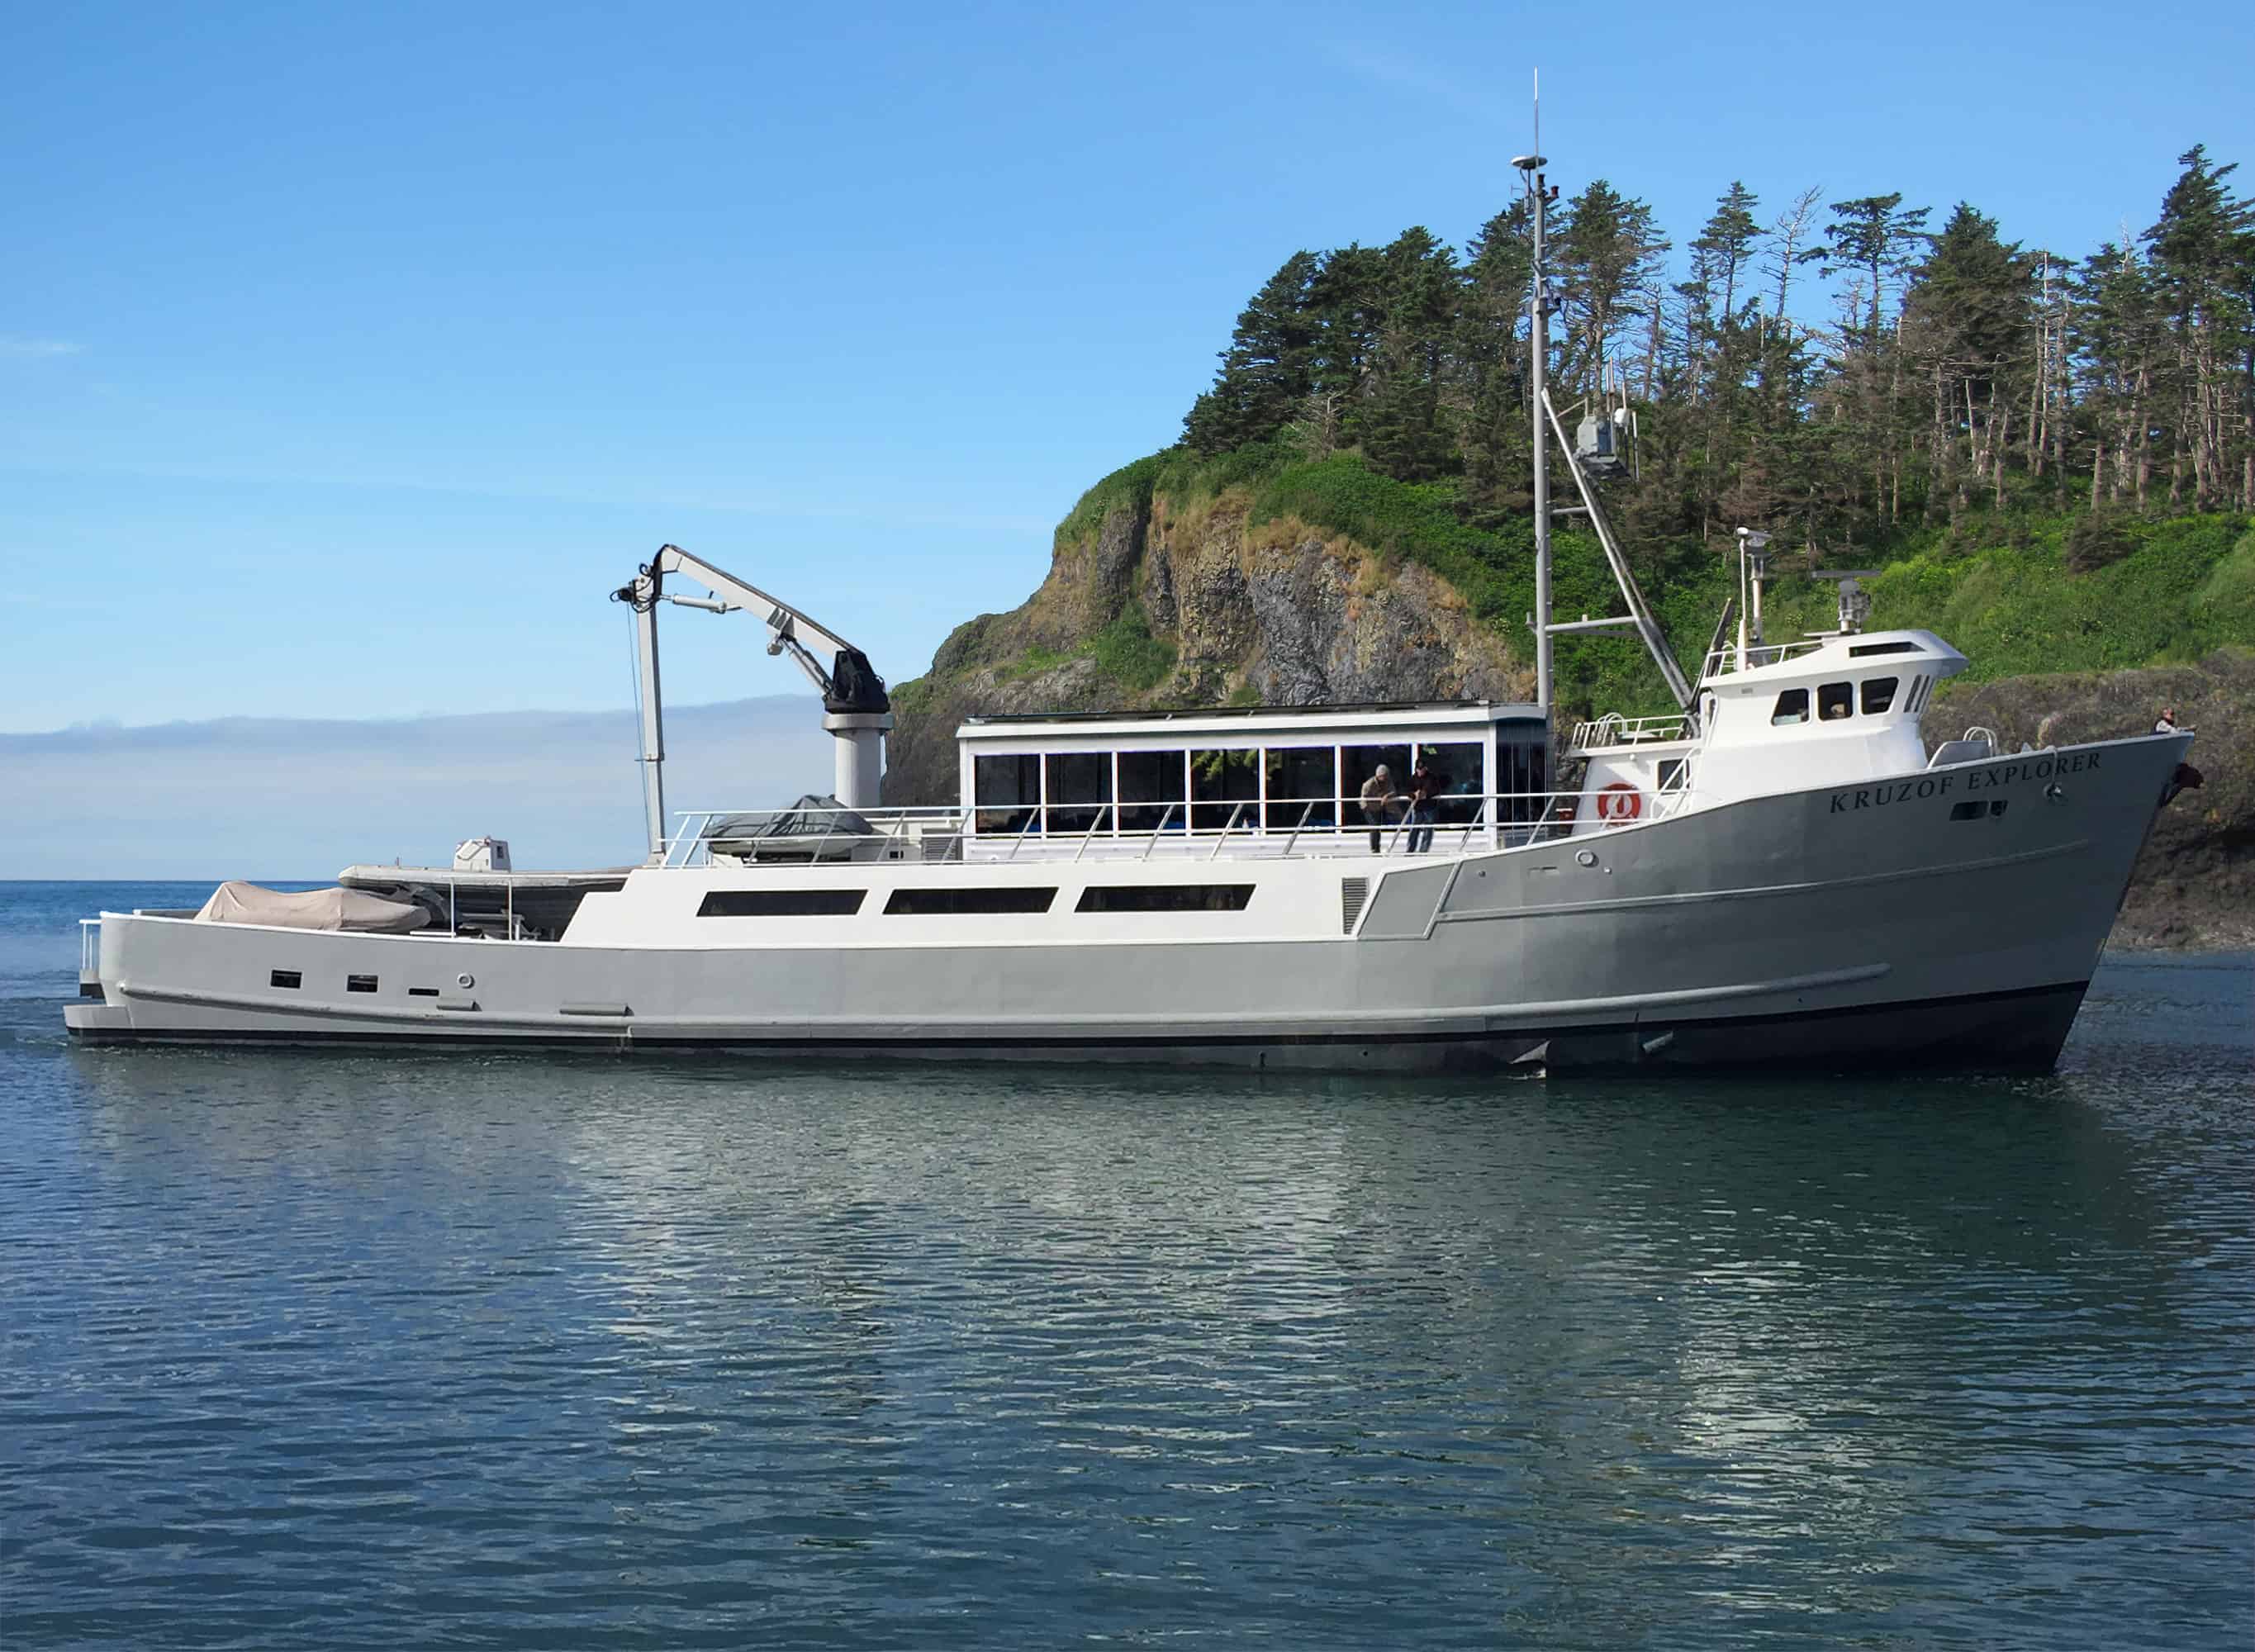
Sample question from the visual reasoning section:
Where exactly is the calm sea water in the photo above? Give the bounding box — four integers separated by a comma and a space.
2, 881, 2248, 1650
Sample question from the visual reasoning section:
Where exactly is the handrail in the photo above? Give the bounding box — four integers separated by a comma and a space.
1139, 801, 1179, 862
1208, 800, 1248, 862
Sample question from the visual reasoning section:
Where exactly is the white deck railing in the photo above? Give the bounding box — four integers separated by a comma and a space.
1570, 712, 1692, 752
653, 791, 1604, 870
1700, 638, 1825, 679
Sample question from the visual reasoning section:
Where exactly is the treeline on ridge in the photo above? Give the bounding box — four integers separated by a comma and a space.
1180, 148, 2255, 552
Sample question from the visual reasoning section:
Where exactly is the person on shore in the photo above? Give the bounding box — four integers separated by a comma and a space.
1406, 757, 1444, 853
2154, 706, 2178, 733
1359, 766, 1398, 852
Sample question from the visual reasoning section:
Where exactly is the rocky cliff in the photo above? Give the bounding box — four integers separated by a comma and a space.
883, 484, 1529, 808
886, 473, 2250, 949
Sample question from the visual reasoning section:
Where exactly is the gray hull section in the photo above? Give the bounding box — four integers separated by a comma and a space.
68, 735, 2181, 1073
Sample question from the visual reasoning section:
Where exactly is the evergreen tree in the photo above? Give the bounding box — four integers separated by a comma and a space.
2142, 145, 2255, 506
1182, 250, 1321, 454
1554, 179, 1669, 398
1902, 203, 2035, 512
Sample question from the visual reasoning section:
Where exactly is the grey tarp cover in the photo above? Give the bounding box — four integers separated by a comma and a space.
195, 881, 432, 933
705, 795, 875, 845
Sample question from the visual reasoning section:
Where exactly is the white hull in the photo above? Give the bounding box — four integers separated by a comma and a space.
67, 734, 2184, 1073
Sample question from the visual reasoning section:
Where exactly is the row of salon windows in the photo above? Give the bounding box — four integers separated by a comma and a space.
969, 742, 1546, 834
1768, 674, 1935, 727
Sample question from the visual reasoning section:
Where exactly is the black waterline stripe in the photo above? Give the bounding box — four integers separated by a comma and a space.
70, 980, 2088, 1050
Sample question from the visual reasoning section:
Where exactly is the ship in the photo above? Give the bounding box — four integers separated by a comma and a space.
64, 152, 2197, 1071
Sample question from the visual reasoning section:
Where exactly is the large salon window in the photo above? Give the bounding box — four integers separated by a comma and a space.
885, 887, 1056, 915
1043, 752, 1113, 834
1075, 884, 1255, 913
1861, 676, 1899, 714
1818, 681, 1854, 721
1264, 746, 1337, 829
1189, 748, 1259, 830
1771, 689, 1810, 726
699, 890, 866, 917
1117, 748, 1188, 833
1422, 743, 1488, 824
1343, 745, 1412, 822
973, 752, 1040, 835
1498, 738, 1547, 824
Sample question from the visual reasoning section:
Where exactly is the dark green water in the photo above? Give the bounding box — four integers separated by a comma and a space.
3, 882, 2249, 1649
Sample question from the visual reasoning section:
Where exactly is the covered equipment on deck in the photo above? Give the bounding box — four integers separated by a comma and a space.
194, 881, 431, 933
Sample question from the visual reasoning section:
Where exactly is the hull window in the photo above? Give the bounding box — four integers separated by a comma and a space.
346, 975, 378, 994
699, 890, 867, 917
269, 970, 301, 990
1075, 884, 1255, 913
885, 887, 1056, 915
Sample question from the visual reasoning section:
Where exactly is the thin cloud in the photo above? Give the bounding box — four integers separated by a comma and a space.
0, 335, 82, 358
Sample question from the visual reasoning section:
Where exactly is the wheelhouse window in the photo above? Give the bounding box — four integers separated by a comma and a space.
885, 886, 1056, 915
1771, 689, 1809, 726
1818, 682, 1854, 720
1264, 746, 1337, 830
1117, 748, 1188, 833
1190, 749, 1259, 830
974, 752, 1040, 835
1043, 752, 1112, 834
1075, 884, 1255, 912
1861, 676, 1899, 714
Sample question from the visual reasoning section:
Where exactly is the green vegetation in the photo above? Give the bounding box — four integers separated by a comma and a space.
1088, 605, 1175, 692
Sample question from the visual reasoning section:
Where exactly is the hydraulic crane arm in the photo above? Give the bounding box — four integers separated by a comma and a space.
609, 544, 894, 858
611, 544, 889, 715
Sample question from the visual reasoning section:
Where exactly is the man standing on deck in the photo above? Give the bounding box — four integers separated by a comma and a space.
1359, 766, 1398, 852
1406, 757, 1443, 852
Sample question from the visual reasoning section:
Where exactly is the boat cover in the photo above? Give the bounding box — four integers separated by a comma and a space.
705, 795, 876, 845
194, 881, 432, 933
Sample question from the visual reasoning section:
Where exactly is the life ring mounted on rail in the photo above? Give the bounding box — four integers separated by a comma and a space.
1595, 782, 1644, 825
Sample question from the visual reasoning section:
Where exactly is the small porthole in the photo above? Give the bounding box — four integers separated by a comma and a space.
270, 969, 301, 990
1949, 801, 1985, 822
346, 975, 378, 994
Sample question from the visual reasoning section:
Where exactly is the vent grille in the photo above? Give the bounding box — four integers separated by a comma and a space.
1340, 877, 1370, 934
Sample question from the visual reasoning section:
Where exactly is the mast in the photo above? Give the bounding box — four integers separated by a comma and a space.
1516, 88, 1554, 712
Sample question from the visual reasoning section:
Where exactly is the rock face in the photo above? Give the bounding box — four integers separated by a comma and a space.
885, 482, 2249, 949
1940, 650, 2253, 950
882, 488, 1530, 809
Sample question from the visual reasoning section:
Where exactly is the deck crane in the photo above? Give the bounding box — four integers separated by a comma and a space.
611, 544, 891, 860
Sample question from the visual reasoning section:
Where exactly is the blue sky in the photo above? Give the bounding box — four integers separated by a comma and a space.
6, 0, 2250, 739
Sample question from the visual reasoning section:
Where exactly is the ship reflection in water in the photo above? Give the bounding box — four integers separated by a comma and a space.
10, 942, 2251, 1649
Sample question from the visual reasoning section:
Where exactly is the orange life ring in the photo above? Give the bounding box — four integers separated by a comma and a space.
1596, 781, 1643, 824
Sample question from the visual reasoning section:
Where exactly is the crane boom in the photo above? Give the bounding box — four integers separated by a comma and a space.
610, 544, 893, 858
